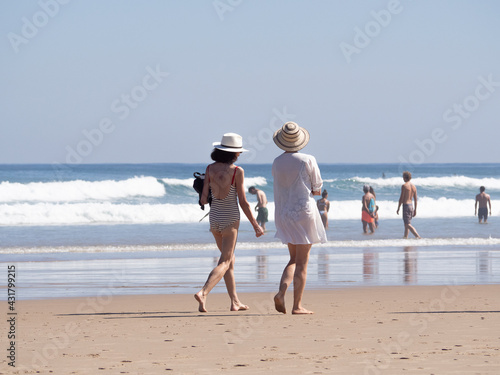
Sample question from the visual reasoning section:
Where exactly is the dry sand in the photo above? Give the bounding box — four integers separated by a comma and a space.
3, 285, 500, 374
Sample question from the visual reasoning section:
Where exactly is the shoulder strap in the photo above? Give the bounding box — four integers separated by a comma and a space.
231, 166, 239, 185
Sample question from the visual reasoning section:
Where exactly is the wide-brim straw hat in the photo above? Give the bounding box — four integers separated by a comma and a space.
213, 133, 248, 153
273, 122, 310, 152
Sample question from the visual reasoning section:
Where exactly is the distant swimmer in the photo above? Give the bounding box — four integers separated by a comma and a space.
317, 189, 330, 229
396, 171, 421, 239
248, 186, 268, 231
361, 185, 375, 234
475, 186, 492, 224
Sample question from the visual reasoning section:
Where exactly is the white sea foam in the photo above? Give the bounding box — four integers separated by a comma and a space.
0, 176, 165, 203
0, 202, 203, 225
0, 197, 497, 226
160, 178, 194, 187
351, 176, 500, 190
244, 176, 268, 187
330, 197, 483, 220
160, 176, 267, 188
2, 237, 499, 254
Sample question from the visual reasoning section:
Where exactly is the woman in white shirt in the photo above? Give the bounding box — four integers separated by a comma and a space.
272, 122, 327, 314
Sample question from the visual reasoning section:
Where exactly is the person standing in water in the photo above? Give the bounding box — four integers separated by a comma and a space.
248, 186, 268, 231
195, 133, 264, 313
396, 171, 421, 239
317, 189, 330, 229
361, 185, 376, 234
272, 122, 327, 315
475, 186, 492, 223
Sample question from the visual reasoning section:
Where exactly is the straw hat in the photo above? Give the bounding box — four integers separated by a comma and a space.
213, 133, 248, 153
273, 122, 310, 152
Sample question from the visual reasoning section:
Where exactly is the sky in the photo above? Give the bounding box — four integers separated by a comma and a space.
1, 0, 499, 165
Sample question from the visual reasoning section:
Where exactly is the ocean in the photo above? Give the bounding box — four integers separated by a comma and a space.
1, 163, 499, 300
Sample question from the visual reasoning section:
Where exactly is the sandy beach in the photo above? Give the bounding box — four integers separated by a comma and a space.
4, 284, 499, 374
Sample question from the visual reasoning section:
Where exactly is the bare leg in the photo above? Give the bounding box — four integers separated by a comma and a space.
368, 223, 375, 234
362, 221, 368, 234
407, 224, 421, 239
292, 244, 313, 314
321, 214, 328, 229
274, 244, 297, 314
213, 224, 249, 311
403, 224, 409, 239
195, 223, 241, 312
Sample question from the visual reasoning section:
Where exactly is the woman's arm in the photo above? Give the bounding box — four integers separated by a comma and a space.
200, 165, 210, 205
235, 167, 263, 237
307, 156, 323, 195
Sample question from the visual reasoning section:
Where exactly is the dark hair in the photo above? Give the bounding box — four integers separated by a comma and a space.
322, 189, 328, 198
480, 186, 486, 192
211, 148, 238, 164
369, 186, 376, 198
248, 186, 256, 193
403, 171, 412, 181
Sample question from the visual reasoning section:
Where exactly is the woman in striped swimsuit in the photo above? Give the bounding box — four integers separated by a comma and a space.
195, 133, 264, 313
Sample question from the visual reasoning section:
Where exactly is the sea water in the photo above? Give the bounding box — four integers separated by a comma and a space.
0, 163, 499, 299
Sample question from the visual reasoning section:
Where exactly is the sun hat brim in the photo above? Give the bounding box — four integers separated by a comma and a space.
212, 142, 248, 153
273, 123, 310, 152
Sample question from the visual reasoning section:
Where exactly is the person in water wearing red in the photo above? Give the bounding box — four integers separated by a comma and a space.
361, 185, 375, 234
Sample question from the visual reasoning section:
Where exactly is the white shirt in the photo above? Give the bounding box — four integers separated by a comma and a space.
272, 152, 327, 245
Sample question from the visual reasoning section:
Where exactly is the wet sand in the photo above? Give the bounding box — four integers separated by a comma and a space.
7, 285, 500, 374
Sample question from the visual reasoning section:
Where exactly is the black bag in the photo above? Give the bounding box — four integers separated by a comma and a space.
193, 172, 212, 210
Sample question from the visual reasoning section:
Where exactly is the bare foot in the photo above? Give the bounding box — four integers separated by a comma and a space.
194, 292, 207, 313
231, 302, 249, 311
274, 294, 286, 314
292, 307, 314, 315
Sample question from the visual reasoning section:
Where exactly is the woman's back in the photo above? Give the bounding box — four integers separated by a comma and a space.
317, 198, 328, 211
208, 162, 240, 233
272, 152, 326, 245
208, 163, 238, 199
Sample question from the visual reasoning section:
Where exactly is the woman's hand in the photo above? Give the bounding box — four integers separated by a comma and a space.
254, 224, 264, 237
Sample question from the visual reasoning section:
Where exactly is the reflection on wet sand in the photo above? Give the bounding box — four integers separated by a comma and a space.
404, 246, 417, 284
213, 246, 496, 288
363, 249, 379, 282
257, 254, 268, 280
477, 250, 492, 282
318, 251, 329, 280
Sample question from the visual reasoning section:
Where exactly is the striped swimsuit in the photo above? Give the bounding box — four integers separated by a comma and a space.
209, 166, 240, 232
